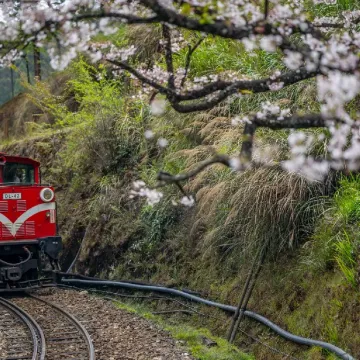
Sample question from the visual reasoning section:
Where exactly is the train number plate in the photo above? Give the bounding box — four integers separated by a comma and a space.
3, 193, 21, 200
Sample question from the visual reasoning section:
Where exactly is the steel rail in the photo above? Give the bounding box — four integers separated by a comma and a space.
28, 294, 95, 360
0, 297, 46, 360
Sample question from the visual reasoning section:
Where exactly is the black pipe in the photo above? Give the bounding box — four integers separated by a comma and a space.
61, 278, 354, 360
58, 271, 202, 295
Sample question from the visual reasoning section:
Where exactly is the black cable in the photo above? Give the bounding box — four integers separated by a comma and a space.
237, 328, 301, 360
0, 246, 32, 266
58, 284, 301, 360
59, 271, 202, 295
66, 225, 90, 273
61, 278, 354, 360
58, 284, 209, 318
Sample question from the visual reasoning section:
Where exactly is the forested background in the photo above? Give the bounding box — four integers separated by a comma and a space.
0, 47, 51, 106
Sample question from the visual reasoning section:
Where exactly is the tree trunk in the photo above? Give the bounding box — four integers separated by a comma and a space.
34, 46, 41, 80
25, 53, 31, 83
10, 67, 14, 98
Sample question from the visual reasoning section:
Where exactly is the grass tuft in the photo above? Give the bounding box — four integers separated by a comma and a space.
302, 175, 360, 287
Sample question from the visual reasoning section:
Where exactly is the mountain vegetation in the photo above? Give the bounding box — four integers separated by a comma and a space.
1, 0, 360, 359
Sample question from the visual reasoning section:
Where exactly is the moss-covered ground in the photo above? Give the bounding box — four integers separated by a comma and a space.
112, 299, 254, 360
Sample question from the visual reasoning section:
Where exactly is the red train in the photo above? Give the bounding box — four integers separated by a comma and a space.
0, 153, 62, 289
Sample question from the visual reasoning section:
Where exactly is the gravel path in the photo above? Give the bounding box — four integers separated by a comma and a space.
11, 295, 92, 360
0, 302, 34, 359
34, 288, 193, 360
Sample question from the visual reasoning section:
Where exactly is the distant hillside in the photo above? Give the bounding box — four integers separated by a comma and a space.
0, 47, 53, 107
0, 72, 76, 140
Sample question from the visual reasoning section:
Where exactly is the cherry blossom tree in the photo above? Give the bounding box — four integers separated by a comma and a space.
2, 1, 360, 346
0, 0, 360, 204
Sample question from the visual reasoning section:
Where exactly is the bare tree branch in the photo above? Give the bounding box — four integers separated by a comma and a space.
157, 154, 231, 184
74, 13, 161, 24
139, 0, 268, 40
68, 2, 360, 41
106, 59, 171, 95
176, 67, 318, 102
254, 113, 326, 129
264, 0, 269, 20
138, 0, 334, 40
156, 113, 328, 187
107, 57, 320, 113
170, 69, 320, 113
106, 51, 322, 113
238, 114, 327, 161
314, 16, 360, 28
240, 123, 256, 163
162, 24, 175, 90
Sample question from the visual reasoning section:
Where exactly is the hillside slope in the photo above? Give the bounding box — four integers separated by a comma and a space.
2, 75, 360, 359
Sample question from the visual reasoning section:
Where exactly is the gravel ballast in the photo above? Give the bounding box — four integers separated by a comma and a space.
34, 288, 193, 360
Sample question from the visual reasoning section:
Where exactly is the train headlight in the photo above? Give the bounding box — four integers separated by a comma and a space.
40, 188, 54, 202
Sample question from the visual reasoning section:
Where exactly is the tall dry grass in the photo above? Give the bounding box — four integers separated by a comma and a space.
189, 167, 327, 266
164, 108, 328, 269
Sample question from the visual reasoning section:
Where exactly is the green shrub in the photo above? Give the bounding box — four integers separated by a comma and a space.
304, 175, 360, 286
334, 176, 360, 223
334, 231, 357, 287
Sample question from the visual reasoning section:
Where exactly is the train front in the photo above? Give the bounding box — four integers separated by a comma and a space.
0, 153, 62, 289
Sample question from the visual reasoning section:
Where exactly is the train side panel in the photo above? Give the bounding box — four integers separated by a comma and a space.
0, 186, 57, 241
0, 154, 62, 288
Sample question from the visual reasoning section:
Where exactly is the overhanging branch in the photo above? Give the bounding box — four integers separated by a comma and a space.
106, 59, 172, 95
157, 154, 231, 184
177, 67, 318, 102
254, 113, 326, 129
107, 58, 320, 113
139, 0, 266, 40
74, 13, 161, 24
156, 113, 328, 188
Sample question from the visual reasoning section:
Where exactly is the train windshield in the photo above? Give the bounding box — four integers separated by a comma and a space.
3, 162, 35, 184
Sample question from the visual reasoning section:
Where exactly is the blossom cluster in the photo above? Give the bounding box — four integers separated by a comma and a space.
130, 180, 164, 206
130, 181, 195, 207
283, 132, 329, 181
1, 0, 360, 185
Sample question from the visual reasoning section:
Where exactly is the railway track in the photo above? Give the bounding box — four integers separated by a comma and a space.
0, 297, 45, 360
0, 294, 95, 360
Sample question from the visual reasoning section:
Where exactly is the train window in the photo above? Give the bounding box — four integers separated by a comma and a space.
3, 163, 35, 184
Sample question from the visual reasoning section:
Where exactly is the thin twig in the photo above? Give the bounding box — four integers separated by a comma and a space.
264, 0, 269, 20
181, 36, 206, 88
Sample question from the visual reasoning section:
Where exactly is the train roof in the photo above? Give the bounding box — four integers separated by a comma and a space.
0, 152, 40, 166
